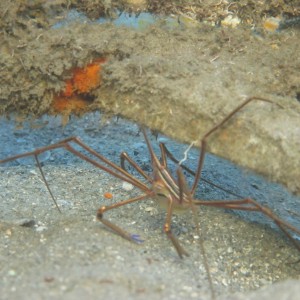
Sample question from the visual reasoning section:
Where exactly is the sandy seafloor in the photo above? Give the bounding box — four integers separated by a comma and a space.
0, 113, 299, 300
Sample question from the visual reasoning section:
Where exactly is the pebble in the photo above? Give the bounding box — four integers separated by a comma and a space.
35, 225, 48, 232
145, 206, 154, 212
8, 269, 16, 276
5, 229, 12, 237
221, 278, 228, 286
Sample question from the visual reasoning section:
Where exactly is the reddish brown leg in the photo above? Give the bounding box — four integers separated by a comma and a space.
120, 130, 189, 256
33, 154, 61, 212
0, 137, 151, 210
158, 142, 168, 167
194, 198, 300, 251
191, 97, 278, 195
97, 193, 154, 243
159, 142, 244, 199
120, 152, 153, 183
177, 168, 215, 298
141, 127, 179, 185
163, 196, 189, 258
1, 137, 150, 191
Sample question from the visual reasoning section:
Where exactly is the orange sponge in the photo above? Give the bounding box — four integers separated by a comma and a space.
52, 57, 107, 116
62, 58, 107, 97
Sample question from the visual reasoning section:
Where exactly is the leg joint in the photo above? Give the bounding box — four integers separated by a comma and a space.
163, 223, 171, 233
96, 206, 106, 220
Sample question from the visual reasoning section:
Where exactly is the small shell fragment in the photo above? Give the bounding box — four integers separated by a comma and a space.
145, 207, 154, 212
221, 15, 241, 28
122, 182, 134, 191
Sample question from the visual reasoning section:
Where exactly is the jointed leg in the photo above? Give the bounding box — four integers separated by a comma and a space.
191, 97, 278, 195
159, 143, 168, 167
120, 152, 153, 183
177, 168, 215, 297
163, 196, 189, 258
194, 198, 300, 251
1, 137, 150, 191
160, 142, 244, 199
33, 154, 61, 212
97, 193, 154, 243
0, 137, 151, 210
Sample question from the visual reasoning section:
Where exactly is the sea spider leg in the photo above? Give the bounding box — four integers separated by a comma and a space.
159, 142, 245, 199
118, 130, 192, 257
191, 96, 279, 195
192, 198, 300, 252
176, 167, 215, 298
96, 193, 154, 244
1, 136, 158, 243
160, 140, 300, 250
0, 137, 151, 210
163, 194, 189, 258
120, 152, 153, 182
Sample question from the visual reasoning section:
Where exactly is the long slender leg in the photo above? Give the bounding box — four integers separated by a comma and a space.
191, 97, 278, 195
118, 135, 190, 256
160, 142, 244, 199
63, 138, 150, 191
193, 198, 300, 251
97, 193, 154, 243
177, 168, 215, 298
163, 196, 189, 258
141, 127, 168, 173
141, 128, 179, 186
159, 143, 168, 167
33, 154, 61, 212
0, 137, 152, 210
1, 137, 149, 192
120, 152, 153, 183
